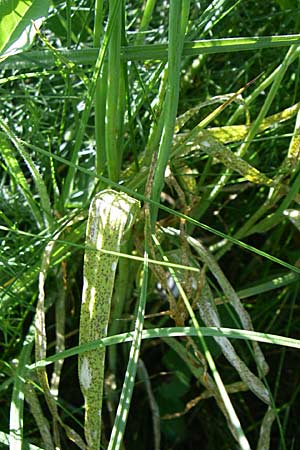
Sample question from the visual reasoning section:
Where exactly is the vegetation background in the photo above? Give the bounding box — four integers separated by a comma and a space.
1, 1, 300, 449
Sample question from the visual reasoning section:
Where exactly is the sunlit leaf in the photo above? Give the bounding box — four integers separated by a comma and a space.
0, 0, 49, 62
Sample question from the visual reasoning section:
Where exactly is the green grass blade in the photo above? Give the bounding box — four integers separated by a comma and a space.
135, 0, 157, 45
151, 1, 190, 224
105, 0, 123, 181
2, 35, 300, 69
107, 246, 149, 450
0, 120, 52, 229
29, 326, 300, 371
93, 1, 107, 177
0, 131, 44, 229
61, 0, 122, 203
9, 325, 35, 450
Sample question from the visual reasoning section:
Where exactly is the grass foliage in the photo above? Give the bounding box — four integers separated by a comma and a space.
1, 1, 300, 449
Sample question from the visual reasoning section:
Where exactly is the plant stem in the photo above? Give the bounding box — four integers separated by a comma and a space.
150, 0, 190, 226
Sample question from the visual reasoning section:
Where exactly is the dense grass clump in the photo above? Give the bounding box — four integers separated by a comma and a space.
1, 1, 300, 449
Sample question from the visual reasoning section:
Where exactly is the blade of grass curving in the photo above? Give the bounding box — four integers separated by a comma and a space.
198, 281, 271, 404
3, 216, 298, 317
29, 325, 300, 371
186, 233, 269, 376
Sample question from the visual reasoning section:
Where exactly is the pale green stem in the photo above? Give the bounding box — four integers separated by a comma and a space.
150, 0, 190, 226
93, 0, 107, 177
136, 0, 157, 45
105, 0, 123, 182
